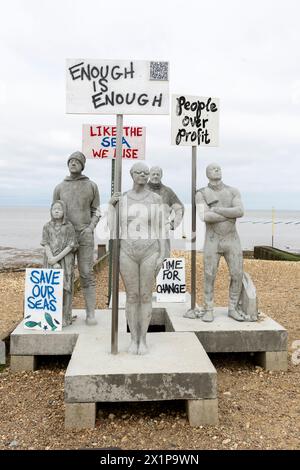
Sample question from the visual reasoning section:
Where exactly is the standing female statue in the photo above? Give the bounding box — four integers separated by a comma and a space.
109, 162, 166, 354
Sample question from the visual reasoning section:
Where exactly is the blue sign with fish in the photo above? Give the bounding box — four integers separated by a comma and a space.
24, 268, 63, 331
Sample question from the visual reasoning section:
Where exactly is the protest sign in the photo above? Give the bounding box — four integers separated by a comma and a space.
24, 269, 63, 331
66, 59, 169, 114
171, 95, 219, 146
82, 124, 145, 159
156, 258, 186, 302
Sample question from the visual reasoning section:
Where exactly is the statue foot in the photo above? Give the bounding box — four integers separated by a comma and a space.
228, 309, 245, 322
85, 313, 97, 326
202, 310, 214, 322
128, 340, 138, 355
183, 308, 202, 319
138, 340, 149, 355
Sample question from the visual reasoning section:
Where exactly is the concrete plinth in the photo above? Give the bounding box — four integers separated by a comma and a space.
254, 350, 288, 371
65, 332, 217, 403
65, 402, 96, 429
10, 355, 36, 372
0, 340, 5, 365
186, 398, 219, 426
109, 292, 169, 326
10, 309, 127, 357
165, 303, 287, 355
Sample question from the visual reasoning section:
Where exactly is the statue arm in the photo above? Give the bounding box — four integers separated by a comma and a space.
89, 184, 101, 230
107, 201, 116, 238
52, 185, 60, 203
195, 191, 228, 222
44, 245, 53, 261
156, 196, 166, 266
52, 224, 77, 263
212, 190, 244, 219
170, 202, 184, 230
52, 246, 73, 264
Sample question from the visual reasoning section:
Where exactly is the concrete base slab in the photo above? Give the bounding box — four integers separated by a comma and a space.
254, 350, 288, 371
0, 340, 5, 365
65, 332, 217, 403
186, 398, 219, 426
165, 303, 287, 354
65, 402, 96, 429
10, 309, 127, 356
10, 355, 36, 372
109, 292, 191, 326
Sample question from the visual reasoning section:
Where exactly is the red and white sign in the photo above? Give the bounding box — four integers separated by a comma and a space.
82, 125, 146, 160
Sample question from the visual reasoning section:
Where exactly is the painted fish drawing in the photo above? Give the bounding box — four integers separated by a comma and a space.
25, 321, 42, 328
44, 312, 57, 331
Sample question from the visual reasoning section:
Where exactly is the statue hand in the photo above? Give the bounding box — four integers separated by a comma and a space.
47, 256, 56, 266
109, 192, 122, 206
53, 263, 61, 269
82, 226, 93, 234
155, 256, 165, 272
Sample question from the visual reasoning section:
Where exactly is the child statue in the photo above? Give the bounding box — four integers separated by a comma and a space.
41, 200, 77, 327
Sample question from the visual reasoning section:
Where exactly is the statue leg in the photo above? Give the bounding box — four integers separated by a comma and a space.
120, 249, 139, 354
62, 289, 72, 327
138, 250, 158, 355
224, 236, 244, 321
77, 241, 97, 326
202, 239, 220, 322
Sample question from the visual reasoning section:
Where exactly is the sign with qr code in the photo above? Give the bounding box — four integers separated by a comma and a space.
171, 95, 219, 146
82, 124, 146, 160
66, 60, 169, 115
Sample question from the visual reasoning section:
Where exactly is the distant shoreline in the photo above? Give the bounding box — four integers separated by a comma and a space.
2, 245, 300, 272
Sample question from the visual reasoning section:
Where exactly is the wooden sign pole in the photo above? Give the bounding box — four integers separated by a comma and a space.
111, 114, 123, 354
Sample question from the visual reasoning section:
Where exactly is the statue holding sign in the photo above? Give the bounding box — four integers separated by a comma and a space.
196, 163, 257, 322
146, 166, 184, 259
109, 162, 165, 354
53, 151, 101, 326
41, 201, 77, 327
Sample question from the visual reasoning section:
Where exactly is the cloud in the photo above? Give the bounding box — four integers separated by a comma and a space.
0, 0, 300, 210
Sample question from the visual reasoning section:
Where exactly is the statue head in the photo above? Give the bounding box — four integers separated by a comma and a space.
130, 162, 150, 184
67, 151, 86, 174
149, 166, 163, 184
50, 200, 67, 224
206, 163, 222, 182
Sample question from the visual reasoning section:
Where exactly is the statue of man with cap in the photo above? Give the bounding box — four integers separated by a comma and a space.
53, 151, 101, 325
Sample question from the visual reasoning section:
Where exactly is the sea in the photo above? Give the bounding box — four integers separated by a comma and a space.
0, 206, 299, 268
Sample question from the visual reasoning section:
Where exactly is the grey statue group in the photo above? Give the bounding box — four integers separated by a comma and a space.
42, 151, 257, 354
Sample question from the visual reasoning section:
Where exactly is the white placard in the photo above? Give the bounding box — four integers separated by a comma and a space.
66, 59, 169, 115
24, 269, 63, 331
171, 94, 219, 146
82, 125, 146, 160
156, 258, 186, 303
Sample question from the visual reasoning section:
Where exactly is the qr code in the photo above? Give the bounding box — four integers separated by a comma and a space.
150, 61, 169, 81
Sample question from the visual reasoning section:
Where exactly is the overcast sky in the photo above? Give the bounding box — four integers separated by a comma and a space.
0, 0, 299, 210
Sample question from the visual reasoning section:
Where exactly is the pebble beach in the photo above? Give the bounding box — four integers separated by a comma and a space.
0, 251, 299, 450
